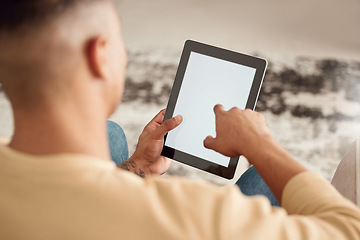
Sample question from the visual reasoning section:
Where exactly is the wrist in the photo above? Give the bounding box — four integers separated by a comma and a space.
130, 153, 152, 175
242, 136, 279, 165
129, 149, 171, 176
242, 137, 308, 202
119, 154, 151, 178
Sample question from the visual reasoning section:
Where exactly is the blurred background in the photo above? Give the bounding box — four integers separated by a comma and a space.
118, 0, 360, 60
0, 0, 359, 184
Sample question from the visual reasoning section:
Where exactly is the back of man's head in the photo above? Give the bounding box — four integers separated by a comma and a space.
0, 0, 99, 32
0, 0, 126, 115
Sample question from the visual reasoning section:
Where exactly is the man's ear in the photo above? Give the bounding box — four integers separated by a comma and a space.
86, 36, 110, 80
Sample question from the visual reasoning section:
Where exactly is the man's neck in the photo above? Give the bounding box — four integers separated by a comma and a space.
9, 104, 111, 161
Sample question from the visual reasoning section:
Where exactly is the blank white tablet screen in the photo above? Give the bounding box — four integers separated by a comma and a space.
165, 52, 256, 167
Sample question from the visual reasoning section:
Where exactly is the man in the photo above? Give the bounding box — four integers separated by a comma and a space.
0, 0, 359, 239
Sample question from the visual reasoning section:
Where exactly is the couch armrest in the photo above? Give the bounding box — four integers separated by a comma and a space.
331, 138, 360, 206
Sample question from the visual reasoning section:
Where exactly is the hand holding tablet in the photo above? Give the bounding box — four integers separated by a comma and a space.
161, 40, 267, 179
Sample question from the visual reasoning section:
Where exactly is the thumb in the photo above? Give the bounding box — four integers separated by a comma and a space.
151, 115, 182, 140
204, 136, 217, 150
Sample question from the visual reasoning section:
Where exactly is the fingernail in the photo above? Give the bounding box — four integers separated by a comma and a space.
174, 115, 182, 123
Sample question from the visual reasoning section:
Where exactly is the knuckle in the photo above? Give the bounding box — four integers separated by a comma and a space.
244, 109, 254, 117
230, 107, 239, 112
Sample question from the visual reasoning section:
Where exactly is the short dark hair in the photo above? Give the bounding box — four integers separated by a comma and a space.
0, 0, 103, 32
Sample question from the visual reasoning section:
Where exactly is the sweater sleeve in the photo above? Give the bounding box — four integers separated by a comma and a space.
221, 172, 360, 239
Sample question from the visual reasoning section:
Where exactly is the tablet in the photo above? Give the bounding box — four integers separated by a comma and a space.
161, 40, 267, 179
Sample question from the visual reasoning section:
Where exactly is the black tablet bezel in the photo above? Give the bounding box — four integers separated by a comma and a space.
161, 40, 267, 179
